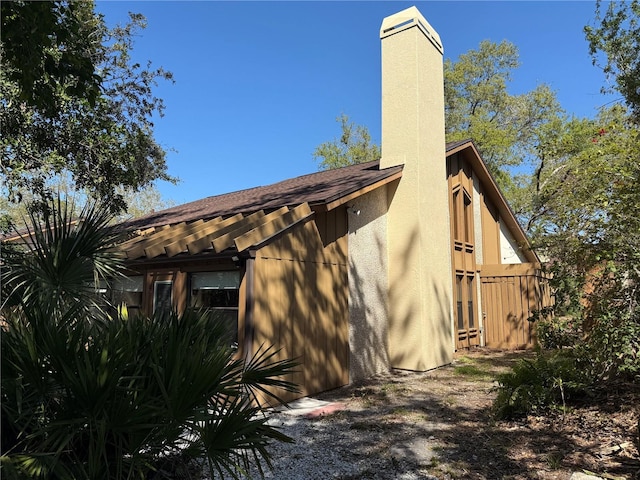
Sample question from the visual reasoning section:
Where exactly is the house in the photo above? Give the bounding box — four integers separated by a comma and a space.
113, 6, 551, 401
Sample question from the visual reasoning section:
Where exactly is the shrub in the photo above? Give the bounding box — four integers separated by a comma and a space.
1, 198, 299, 479
576, 310, 640, 381
493, 349, 589, 420
2, 308, 298, 479
577, 263, 640, 382
536, 316, 581, 349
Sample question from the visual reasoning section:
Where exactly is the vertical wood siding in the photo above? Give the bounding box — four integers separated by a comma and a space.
480, 264, 552, 349
448, 153, 480, 349
252, 208, 349, 403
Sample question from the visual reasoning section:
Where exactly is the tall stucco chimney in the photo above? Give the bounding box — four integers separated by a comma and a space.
380, 7, 453, 371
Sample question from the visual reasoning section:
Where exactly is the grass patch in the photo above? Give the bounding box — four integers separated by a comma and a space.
456, 355, 475, 364
453, 364, 493, 380
545, 452, 564, 470
390, 406, 411, 416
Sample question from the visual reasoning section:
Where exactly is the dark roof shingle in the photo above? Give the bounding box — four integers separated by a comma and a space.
446, 139, 474, 152
122, 160, 402, 230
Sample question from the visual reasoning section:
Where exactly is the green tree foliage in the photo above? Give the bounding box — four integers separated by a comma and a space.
585, 0, 640, 122
523, 105, 639, 275
1, 198, 298, 479
1, 1, 176, 213
444, 40, 563, 187
515, 104, 640, 381
116, 184, 176, 222
0, 1, 101, 113
313, 114, 381, 170
0, 175, 173, 233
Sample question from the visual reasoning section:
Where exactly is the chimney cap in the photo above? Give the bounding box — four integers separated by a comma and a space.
380, 6, 443, 54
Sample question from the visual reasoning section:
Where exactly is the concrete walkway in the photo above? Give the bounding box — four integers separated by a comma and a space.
276, 397, 346, 418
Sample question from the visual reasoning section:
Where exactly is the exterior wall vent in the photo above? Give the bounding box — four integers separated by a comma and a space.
380, 6, 443, 53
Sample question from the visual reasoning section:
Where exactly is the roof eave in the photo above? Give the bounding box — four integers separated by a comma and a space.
311, 167, 403, 212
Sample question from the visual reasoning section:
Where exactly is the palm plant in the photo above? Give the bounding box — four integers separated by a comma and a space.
1, 197, 123, 317
1, 198, 298, 479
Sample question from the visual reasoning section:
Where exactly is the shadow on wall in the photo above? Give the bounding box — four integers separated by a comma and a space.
249, 193, 457, 403
348, 226, 391, 382
346, 188, 395, 383
480, 268, 552, 350
386, 222, 453, 371
251, 209, 349, 403
349, 178, 454, 377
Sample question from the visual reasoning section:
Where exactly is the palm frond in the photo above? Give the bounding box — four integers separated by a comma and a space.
198, 393, 293, 480
1, 196, 125, 319
2, 197, 300, 479
240, 344, 300, 406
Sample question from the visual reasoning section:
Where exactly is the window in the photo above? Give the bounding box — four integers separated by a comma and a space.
467, 276, 475, 329
190, 271, 240, 343
452, 189, 460, 240
112, 276, 143, 316
448, 153, 460, 177
456, 275, 464, 330
452, 187, 473, 244
153, 281, 173, 316
463, 191, 472, 243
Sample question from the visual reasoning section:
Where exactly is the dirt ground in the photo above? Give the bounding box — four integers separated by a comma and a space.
306, 349, 640, 480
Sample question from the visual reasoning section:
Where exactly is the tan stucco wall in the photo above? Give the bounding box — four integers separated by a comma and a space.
348, 187, 391, 382
499, 220, 528, 264
380, 7, 453, 371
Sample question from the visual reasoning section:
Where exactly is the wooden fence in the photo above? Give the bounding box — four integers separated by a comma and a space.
480, 263, 552, 349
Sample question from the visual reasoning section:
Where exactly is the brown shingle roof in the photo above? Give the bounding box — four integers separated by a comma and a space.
121, 160, 403, 230
120, 141, 474, 232
446, 139, 474, 152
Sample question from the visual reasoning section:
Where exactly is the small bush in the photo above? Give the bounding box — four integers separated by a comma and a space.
577, 310, 640, 381
493, 349, 589, 420
536, 317, 581, 349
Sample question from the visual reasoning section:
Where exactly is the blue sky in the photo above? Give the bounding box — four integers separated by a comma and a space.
96, 1, 613, 206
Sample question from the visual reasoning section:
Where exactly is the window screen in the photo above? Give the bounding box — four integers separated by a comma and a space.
190, 271, 240, 345
456, 275, 464, 330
